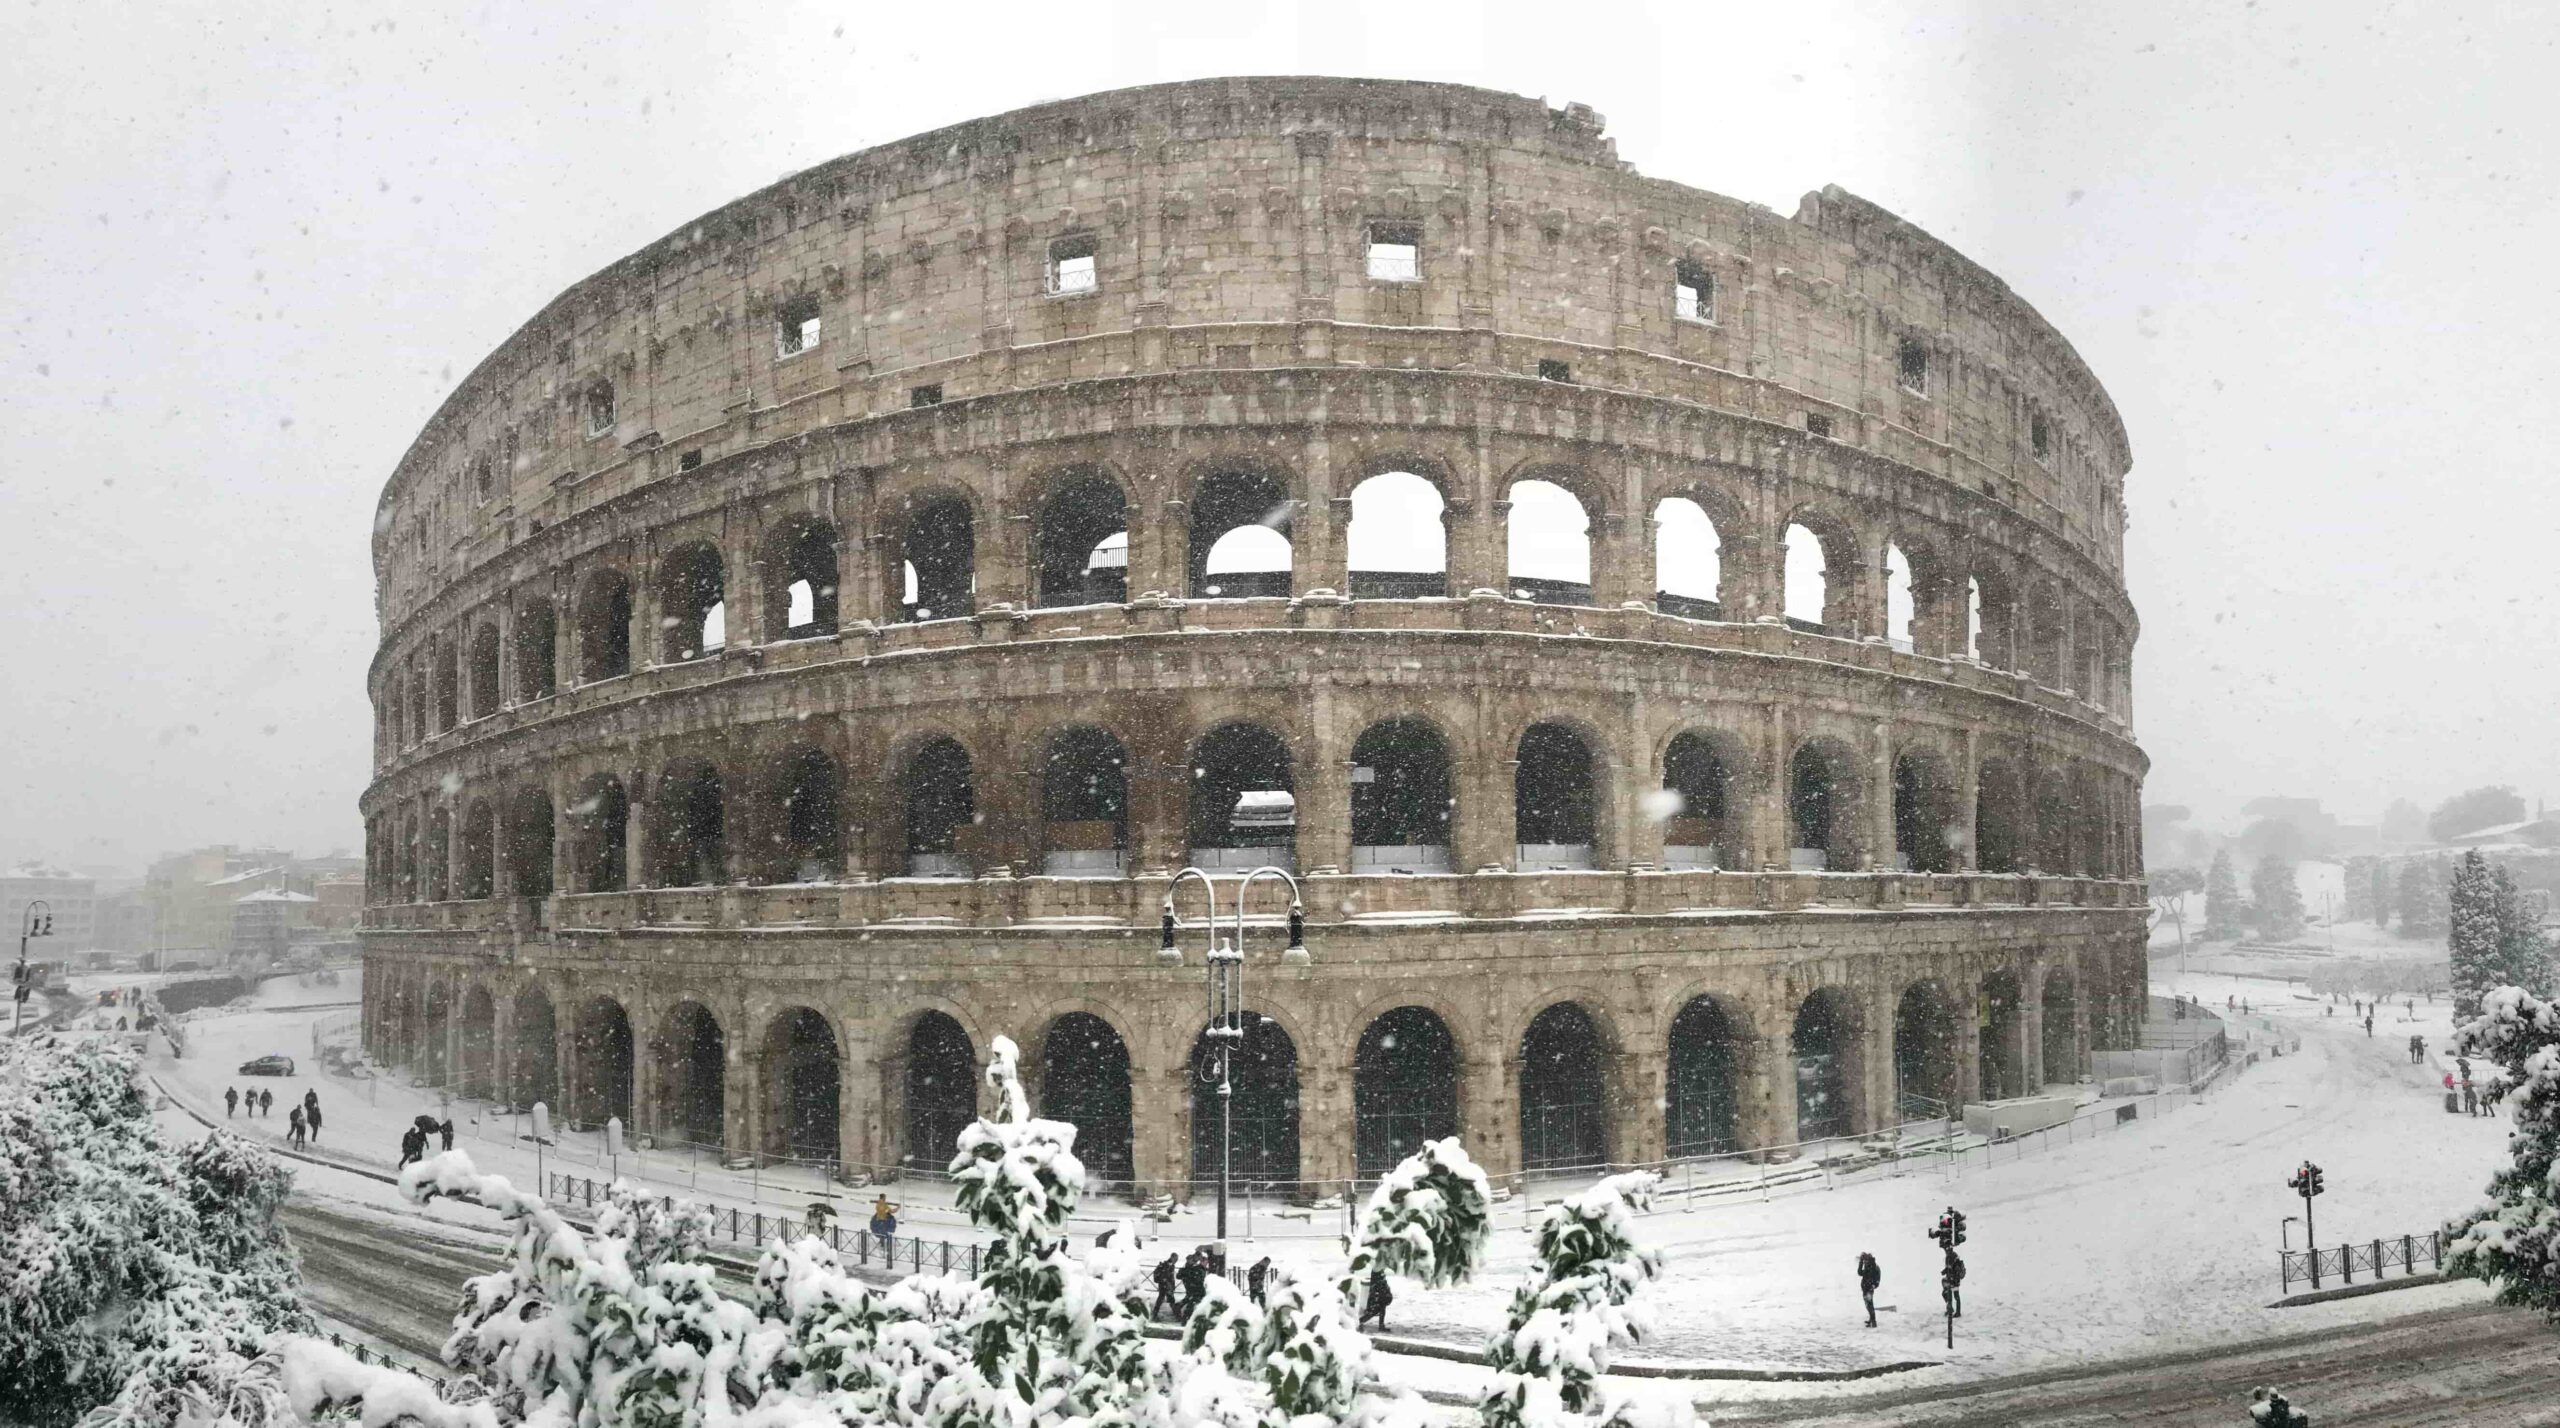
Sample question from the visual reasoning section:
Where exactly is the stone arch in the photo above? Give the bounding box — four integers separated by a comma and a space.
467, 622, 502, 719
1518, 999, 1611, 1171
1893, 979, 1963, 1115
574, 567, 634, 681
433, 637, 460, 731
901, 1008, 978, 1170
1186, 465, 1297, 599
653, 1000, 726, 1150
1968, 563, 2020, 668
649, 759, 726, 887
503, 785, 554, 898
1037, 1010, 1134, 1189
901, 735, 976, 877
1976, 756, 2025, 874
1788, 736, 1865, 871
897, 489, 976, 621
1893, 746, 1960, 874
1032, 469, 1131, 608
1353, 1004, 1460, 1178
654, 542, 728, 663
1188, 721, 1296, 872
573, 995, 634, 1128
1980, 967, 2028, 1100
1791, 986, 1863, 1141
567, 772, 630, 893
761, 1005, 842, 1165
423, 805, 452, 901
1039, 724, 1129, 877
1514, 719, 1601, 870
1350, 716, 1454, 872
514, 595, 559, 701
1666, 994, 1746, 1158
762, 744, 842, 883
511, 984, 559, 1110
1189, 1013, 1301, 1187
458, 797, 496, 899
1659, 728, 1744, 869
2041, 968, 2082, 1083
1505, 475, 1593, 604
1651, 495, 1724, 618
761, 513, 840, 638
1347, 468, 1448, 598
419, 978, 453, 1083
2023, 577, 2069, 688
457, 982, 498, 1099
1780, 505, 1864, 634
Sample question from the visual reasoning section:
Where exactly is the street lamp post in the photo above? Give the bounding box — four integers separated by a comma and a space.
1162, 865, 1307, 1260
12, 900, 55, 1038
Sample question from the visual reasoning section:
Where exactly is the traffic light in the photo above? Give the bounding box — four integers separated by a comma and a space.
2309, 1165, 2324, 1196
1928, 1207, 1968, 1250
2289, 1161, 2324, 1198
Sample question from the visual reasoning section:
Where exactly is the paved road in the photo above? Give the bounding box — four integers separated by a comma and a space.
283, 1198, 503, 1366
1703, 1299, 2560, 1427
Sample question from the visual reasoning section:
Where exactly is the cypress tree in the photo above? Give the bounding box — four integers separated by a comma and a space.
2252, 853, 2305, 941
2491, 864, 2553, 999
2450, 850, 2499, 1019
2205, 849, 2247, 941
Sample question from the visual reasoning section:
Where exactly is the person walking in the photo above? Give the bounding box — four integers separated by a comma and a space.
1248, 1256, 1271, 1307
2364, 1013, 2374, 1038
1151, 1254, 1180, 1322
225, 1087, 239, 1118
1177, 1249, 1209, 1321
1358, 1266, 1394, 1332
438, 1118, 456, 1152
287, 1105, 307, 1148
397, 1124, 427, 1169
260, 1089, 274, 1117
1857, 1251, 1882, 1329
1940, 1252, 1965, 1319
869, 1195, 899, 1253
304, 1098, 322, 1144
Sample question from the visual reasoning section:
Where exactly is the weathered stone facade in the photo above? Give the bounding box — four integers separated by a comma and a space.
359, 77, 2147, 1197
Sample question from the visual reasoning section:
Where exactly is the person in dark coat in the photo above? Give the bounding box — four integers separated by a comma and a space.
1940, 1252, 1965, 1319
1248, 1256, 1271, 1307
439, 1118, 456, 1152
1857, 1251, 1882, 1328
398, 1124, 428, 1169
1150, 1254, 1180, 1321
1177, 1249, 1209, 1321
304, 1099, 322, 1143
225, 1087, 239, 1117
1358, 1266, 1393, 1331
287, 1105, 307, 1147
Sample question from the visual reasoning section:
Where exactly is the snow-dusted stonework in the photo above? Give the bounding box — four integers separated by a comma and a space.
356, 77, 2147, 1196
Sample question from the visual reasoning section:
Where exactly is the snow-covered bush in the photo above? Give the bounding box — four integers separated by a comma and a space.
2446, 984, 2560, 1315
0, 1035, 313, 1428
1479, 1173, 1689, 1428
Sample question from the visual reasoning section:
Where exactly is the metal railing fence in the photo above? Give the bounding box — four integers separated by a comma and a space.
2279, 1230, 2445, 1293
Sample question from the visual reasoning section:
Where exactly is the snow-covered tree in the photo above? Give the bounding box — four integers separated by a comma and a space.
2449, 850, 2499, 1019
2249, 854, 2303, 941
2490, 864, 2552, 999
2400, 855, 2451, 940
0, 1035, 313, 1428
2204, 851, 2247, 941
1479, 1172, 1690, 1428
2447, 986, 2560, 1318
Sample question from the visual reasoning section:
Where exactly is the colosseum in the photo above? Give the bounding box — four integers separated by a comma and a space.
359, 76, 2147, 1198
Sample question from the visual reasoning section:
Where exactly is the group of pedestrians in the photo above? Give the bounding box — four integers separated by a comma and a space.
395, 1114, 457, 1168
2445, 1056, 2501, 1117
223, 1085, 322, 1146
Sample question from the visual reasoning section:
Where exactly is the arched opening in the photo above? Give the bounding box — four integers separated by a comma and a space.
1190, 1014, 1300, 1187
1034, 475, 1129, 608
1666, 996, 1743, 1158
765, 746, 841, 884
900, 495, 975, 621
1884, 545, 1916, 651
1653, 497, 1724, 619
2035, 774, 2074, 876
2025, 580, 2067, 688
1040, 726, 1128, 878
1789, 740, 1859, 871
418, 981, 453, 1083
763, 1007, 841, 1166
655, 1001, 726, 1150
1975, 758, 2024, 875
1980, 970, 2026, 1100
2073, 766, 2113, 878
1505, 478, 1592, 605
1514, 721, 1598, 870
1894, 981, 1962, 1116
1893, 753, 1959, 874
514, 599, 558, 701
902, 738, 976, 878
423, 807, 452, 902
2041, 972, 2080, 1083
503, 787, 554, 899
1792, 988, 1859, 1141
457, 984, 497, 1099
1188, 470, 1294, 598
574, 997, 633, 1128
1660, 732, 1737, 870
467, 623, 502, 719
1039, 1012, 1133, 1189
763, 516, 839, 639
1782, 524, 1833, 632
458, 798, 495, 900
1971, 570, 2018, 669
1188, 723, 1295, 872
1354, 1006, 1459, 1178
433, 642, 460, 732
655, 545, 727, 663
511, 986, 558, 1111
406, 665, 427, 744
1350, 719, 1452, 873
1347, 470, 1447, 599
575, 570, 633, 681
649, 761, 726, 888
1519, 1001, 1608, 1171
567, 775, 629, 893
903, 1011, 976, 1168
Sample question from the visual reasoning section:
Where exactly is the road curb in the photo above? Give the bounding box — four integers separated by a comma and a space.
2269, 1271, 2446, 1308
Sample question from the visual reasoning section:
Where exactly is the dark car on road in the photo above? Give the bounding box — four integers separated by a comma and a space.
237, 1054, 295, 1076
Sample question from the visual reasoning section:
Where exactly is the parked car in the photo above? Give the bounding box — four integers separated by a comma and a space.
237, 1054, 295, 1076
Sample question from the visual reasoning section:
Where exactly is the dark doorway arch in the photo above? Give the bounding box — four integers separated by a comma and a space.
1792, 988, 1859, 1141
568, 775, 629, 893
655, 1001, 726, 1150
1789, 741, 1858, 870
1189, 470, 1295, 598
1519, 1001, 1608, 1171
1190, 1014, 1301, 1187
903, 738, 976, 877
1975, 758, 2023, 874
903, 1011, 977, 1168
574, 997, 633, 1128
575, 570, 633, 681
1981, 970, 2026, 1100
1667, 996, 1743, 1158
766, 746, 841, 883
457, 984, 497, 1099
1041, 727, 1128, 877
1039, 1012, 1134, 1189
503, 787, 554, 899
515, 599, 559, 701
1893, 754, 1958, 874
1515, 722, 1598, 869
1034, 475, 1129, 608
419, 981, 452, 1082
2041, 973, 2080, 1083
458, 799, 496, 899
764, 1008, 841, 1165
1188, 722, 1295, 872
1894, 981, 1962, 1116
901, 495, 975, 622
1350, 719, 1452, 873
1661, 732, 1737, 869
467, 624, 502, 720
763, 516, 840, 639
655, 545, 727, 663
1354, 1006, 1459, 1177
511, 986, 558, 1111
650, 762, 726, 887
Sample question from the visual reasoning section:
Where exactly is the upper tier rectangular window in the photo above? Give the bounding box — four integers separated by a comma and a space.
1367, 223, 1421, 282
1049, 235, 1098, 296
776, 294, 823, 357
1674, 260, 1715, 323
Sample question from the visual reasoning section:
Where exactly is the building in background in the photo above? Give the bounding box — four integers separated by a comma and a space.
1, 864, 97, 949
232, 887, 320, 965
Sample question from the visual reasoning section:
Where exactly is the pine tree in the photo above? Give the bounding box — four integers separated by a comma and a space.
2373, 857, 2396, 927
2205, 850, 2247, 941
2490, 864, 2553, 999
2342, 856, 2376, 923
2250, 854, 2304, 942
2449, 850, 2499, 1020
2447, 985, 2560, 1318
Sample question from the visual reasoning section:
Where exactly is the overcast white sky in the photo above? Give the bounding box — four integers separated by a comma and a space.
4, 1, 2554, 874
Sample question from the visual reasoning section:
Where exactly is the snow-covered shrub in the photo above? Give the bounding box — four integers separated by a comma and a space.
1479, 1173, 1689, 1428
2447, 984, 2560, 1315
0, 1035, 313, 1428
1342, 1136, 1494, 1293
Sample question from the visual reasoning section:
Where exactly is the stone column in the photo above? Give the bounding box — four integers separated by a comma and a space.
1589, 512, 1636, 607
1463, 1053, 1516, 1182
1955, 729, 1981, 872
1452, 758, 1510, 873
624, 770, 651, 888
1612, 1044, 1666, 1165
1135, 493, 1185, 601
1869, 722, 1896, 872
726, 524, 764, 648
1132, 1063, 1187, 1201
725, 1024, 757, 1162
1300, 1061, 1354, 1195
2023, 967, 2048, 1090
847, 531, 890, 628
838, 1022, 882, 1176
1748, 1025, 1797, 1152
1867, 981, 1899, 1131
494, 600, 518, 708
1954, 980, 1983, 1106
1757, 703, 1789, 868
491, 992, 517, 1106
1297, 434, 1346, 596
551, 587, 577, 692
1623, 706, 1662, 871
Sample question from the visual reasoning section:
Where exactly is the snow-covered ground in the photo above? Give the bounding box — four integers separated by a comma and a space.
140, 963, 2518, 1405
